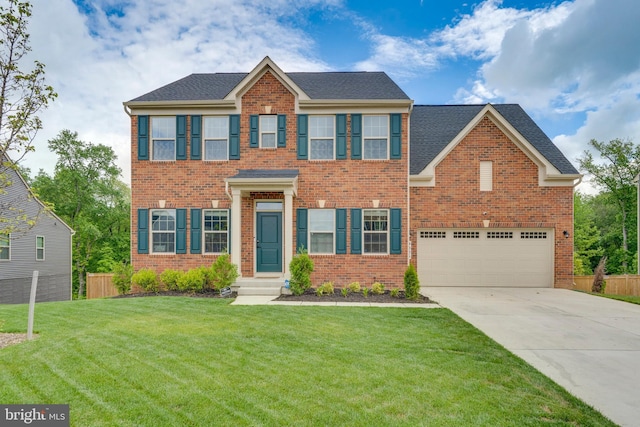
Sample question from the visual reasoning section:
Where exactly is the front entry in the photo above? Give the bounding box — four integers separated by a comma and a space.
256, 211, 283, 273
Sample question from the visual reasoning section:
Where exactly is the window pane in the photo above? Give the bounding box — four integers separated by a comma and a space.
260, 115, 276, 131
0, 247, 8, 260
261, 133, 276, 148
309, 209, 334, 231
311, 232, 333, 253
310, 139, 333, 159
153, 232, 175, 253
256, 202, 282, 210
309, 116, 334, 138
364, 210, 388, 231
364, 233, 387, 253
363, 115, 387, 137
204, 116, 228, 138
364, 138, 387, 159
153, 139, 175, 160
205, 233, 228, 253
204, 210, 228, 231
152, 210, 175, 231
205, 139, 227, 160
152, 117, 176, 138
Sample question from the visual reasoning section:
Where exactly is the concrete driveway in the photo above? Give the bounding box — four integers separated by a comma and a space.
422, 287, 640, 427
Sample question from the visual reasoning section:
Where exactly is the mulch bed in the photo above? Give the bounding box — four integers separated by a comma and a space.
113, 289, 237, 299
275, 289, 433, 304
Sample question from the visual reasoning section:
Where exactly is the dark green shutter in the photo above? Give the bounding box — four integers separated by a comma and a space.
137, 209, 149, 254
297, 115, 308, 159
390, 208, 402, 254
351, 114, 362, 159
296, 208, 308, 252
250, 115, 259, 148
138, 116, 149, 160
351, 208, 362, 254
336, 114, 347, 159
176, 115, 187, 160
277, 114, 286, 148
390, 114, 402, 159
176, 209, 187, 254
229, 115, 240, 159
190, 115, 201, 160
336, 209, 346, 254
190, 209, 201, 254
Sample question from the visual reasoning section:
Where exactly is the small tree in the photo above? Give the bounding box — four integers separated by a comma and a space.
404, 264, 420, 300
210, 252, 239, 290
289, 248, 313, 296
592, 256, 607, 294
111, 262, 133, 295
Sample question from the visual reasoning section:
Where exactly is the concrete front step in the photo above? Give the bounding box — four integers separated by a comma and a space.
233, 278, 288, 296
237, 287, 282, 296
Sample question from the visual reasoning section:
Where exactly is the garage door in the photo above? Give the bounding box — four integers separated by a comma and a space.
417, 229, 553, 287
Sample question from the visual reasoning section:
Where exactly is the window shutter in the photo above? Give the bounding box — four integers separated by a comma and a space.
351, 114, 362, 159
336, 208, 346, 254
190, 209, 201, 254
296, 208, 308, 252
190, 115, 201, 160
137, 209, 149, 254
390, 208, 402, 254
176, 208, 187, 254
350, 208, 362, 254
390, 113, 402, 159
137, 115, 149, 160
277, 114, 287, 148
250, 115, 259, 148
297, 115, 308, 160
336, 114, 347, 160
229, 115, 241, 159
176, 115, 187, 160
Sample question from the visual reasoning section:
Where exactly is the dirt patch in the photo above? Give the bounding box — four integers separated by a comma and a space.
275, 289, 433, 304
0, 333, 31, 350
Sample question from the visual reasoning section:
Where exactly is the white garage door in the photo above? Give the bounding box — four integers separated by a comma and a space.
417, 229, 553, 287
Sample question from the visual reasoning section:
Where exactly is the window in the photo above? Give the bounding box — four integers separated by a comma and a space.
0, 234, 9, 260
36, 236, 45, 261
204, 210, 229, 253
260, 115, 277, 148
309, 209, 334, 254
151, 209, 176, 253
363, 209, 388, 253
203, 116, 228, 160
309, 116, 334, 160
151, 117, 176, 160
480, 161, 493, 191
363, 115, 388, 159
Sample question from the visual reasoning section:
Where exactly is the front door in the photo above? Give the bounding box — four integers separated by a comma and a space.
256, 211, 282, 273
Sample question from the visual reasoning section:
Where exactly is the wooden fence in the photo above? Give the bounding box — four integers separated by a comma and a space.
573, 275, 640, 296
86, 273, 118, 299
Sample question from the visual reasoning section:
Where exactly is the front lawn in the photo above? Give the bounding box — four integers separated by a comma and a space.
0, 297, 612, 426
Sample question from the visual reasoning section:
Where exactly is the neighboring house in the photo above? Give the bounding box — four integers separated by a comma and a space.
0, 160, 74, 303
124, 57, 580, 291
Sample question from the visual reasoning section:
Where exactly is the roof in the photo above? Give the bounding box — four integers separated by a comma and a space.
230, 169, 300, 179
410, 104, 579, 175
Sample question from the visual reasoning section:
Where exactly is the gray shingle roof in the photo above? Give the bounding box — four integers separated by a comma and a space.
410, 104, 579, 175
230, 169, 299, 179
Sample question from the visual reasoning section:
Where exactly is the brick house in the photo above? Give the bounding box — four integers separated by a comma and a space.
124, 57, 580, 293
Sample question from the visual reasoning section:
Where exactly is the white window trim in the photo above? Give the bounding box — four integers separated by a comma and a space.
480, 161, 493, 191
308, 209, 335, 255
363, 209, 390, 255
36, 235, 45, 261
309, 115, 335, 160
203, 116, 229, 161
363, 115, 389, 160
151, 116, 176, 161
203, 209, 230, 254
151, 209, 176, 254
0, 233, 10, 261
259, 115, 277, 149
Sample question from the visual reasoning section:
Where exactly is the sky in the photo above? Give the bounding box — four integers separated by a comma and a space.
19, 0, 640, 194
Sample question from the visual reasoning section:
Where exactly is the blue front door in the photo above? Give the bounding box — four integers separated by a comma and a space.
256, 211, 282, 273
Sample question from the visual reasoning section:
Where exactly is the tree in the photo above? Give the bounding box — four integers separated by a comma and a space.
0, 0, 57, 234
578, 139, 640, 273
573, 192, 603, 274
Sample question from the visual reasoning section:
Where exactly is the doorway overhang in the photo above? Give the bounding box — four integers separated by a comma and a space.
225, 169, 299, 197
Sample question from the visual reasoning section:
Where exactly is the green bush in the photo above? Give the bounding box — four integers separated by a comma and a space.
371, 282, 385, 295
341, 287, 349, 298
112, 262, 133, 295
131, 268, 159, 293
390, 288, 400, 298
404, 264, 420, 301
362, 287, 369, 297
160, 269, 184, 291
177, 268, 206, 292
347, 282, 361, 293
316, 281, 334, 297
289, 249, 314, 296
210, 252, 239, 290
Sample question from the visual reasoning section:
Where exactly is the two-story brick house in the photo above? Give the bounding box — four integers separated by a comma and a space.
124, 57, 580, 293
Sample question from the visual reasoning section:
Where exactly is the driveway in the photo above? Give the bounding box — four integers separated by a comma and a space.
422, 287, 640, 427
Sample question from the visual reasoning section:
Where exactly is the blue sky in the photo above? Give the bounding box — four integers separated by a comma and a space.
24, 0, 640, 193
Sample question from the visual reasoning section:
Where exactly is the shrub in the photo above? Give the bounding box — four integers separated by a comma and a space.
362, 287, 369, 297
347, 282, 361, 293
289, 249, 314, 296
371, 282, 385, 295
592, 256, 607, 293
390, 288, 400, 298
177, 268, 206, 292
316, 281, 334, 297
131, 268, 159, 293
112, 262, 133, 295
210, 252, 239, 290
160, 269, 184, 291
341, 287, 349, 298
404, 264, 420, 301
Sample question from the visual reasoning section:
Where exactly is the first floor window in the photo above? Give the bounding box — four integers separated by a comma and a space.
260, 115, 277, 148
309, 115, 334, 160
151, 209, 175, 253
309, 209, 334, 254
151, 116, 176, 160
204, 210, 228, 253
364, 209, 388, 253
204, 116, 228, 160
0, 234, 9, 260
363, 115, 388, 159
36, 236, 45, 261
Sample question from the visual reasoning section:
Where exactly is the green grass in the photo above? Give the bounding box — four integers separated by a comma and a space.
0, 297, 613, 426
589, 292, 640, 305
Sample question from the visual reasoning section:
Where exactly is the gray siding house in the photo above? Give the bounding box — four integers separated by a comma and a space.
1, 162, 74, 303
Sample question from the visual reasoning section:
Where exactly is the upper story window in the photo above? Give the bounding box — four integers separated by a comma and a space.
0, 234, 9, 260
363, 209, 388, 254
260, 115, 277, 148
308, 209, 335, 254
151, 209, 176, 253
204, 116, 229, 160
36, 236, 45, 261
363, 115, 388, 160
151, 117, 176, 160
203, 209, 229, 254
309, 115, 334, 160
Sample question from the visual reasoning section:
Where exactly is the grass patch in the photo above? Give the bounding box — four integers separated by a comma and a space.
0, 297, 613, 426
588, 292, 640, 305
